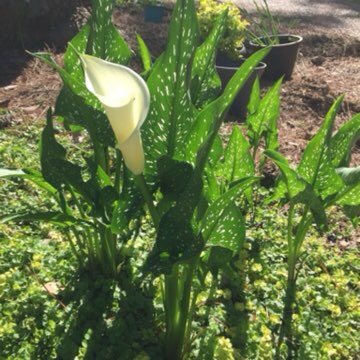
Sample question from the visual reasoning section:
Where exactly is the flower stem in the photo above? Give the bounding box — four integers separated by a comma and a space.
134, 173, 160, 229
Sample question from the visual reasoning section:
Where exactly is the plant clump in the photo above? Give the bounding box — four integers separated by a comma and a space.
197, 0, 249, 59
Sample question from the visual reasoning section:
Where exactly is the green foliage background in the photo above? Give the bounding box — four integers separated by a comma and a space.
1, 121, 359, 359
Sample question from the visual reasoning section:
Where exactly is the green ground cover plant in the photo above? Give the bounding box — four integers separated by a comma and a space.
1, 0, 359, 358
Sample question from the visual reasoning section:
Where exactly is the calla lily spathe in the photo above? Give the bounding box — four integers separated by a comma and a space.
80, 54, 150, 175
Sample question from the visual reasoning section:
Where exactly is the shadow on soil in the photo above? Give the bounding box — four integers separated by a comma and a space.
36, 267, 161, 359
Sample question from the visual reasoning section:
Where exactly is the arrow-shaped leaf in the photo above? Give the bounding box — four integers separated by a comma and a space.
330, 113, 360, 168
142, 0, 199, 174
265, 150, 327, 228
297, 96, 344, 199
206, 202, 246, 252
191, 10, 227, 108
201, 176, 258, 241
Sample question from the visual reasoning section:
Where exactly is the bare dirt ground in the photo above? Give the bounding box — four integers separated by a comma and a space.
0, 2, 359, 168
236, 0, 360, 37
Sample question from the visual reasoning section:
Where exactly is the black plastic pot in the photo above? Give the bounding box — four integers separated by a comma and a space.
248, 34, 303, 81
143, 5, 165, 23
216, 56, 267, 120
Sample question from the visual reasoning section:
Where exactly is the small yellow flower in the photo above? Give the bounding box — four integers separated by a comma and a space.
327, 304, 342, 316
260, 325, 272, 341
215, 336, 235, 360
133, 352, 150, 360
234, 302, 245, 312
251, 263, 262, 272
269, 313, 281, 325
254, 280, 267, 289
322, 342, 337, 357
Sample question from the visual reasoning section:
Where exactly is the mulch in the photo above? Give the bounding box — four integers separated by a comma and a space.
0, 4, 359, 169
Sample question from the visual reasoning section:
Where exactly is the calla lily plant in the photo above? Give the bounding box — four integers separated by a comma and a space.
80, 54, 150, 175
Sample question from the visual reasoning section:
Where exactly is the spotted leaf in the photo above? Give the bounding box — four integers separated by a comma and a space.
186, 48, 269, 166
330, 113, 360, 168
201, 177, 258, 243
206, 202, 246, 252
222, 125, 255, 183
136, 33, 152, 74
265, 150, 327, 228
335, 167, 360, 206
246, 78, 282, 151
298, 96, 344, 199
190, 10, 227, 108
142, 0, 199, 174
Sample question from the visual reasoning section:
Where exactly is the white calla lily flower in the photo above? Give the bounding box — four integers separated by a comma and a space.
80, 54, 150, 175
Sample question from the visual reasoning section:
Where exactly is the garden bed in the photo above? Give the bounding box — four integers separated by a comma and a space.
0, 3, 359, 359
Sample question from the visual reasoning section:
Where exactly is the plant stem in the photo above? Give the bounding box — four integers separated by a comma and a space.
134, 173, 160, 229
165, 259, 197, 360
165, 267, 180, 359
89, 124, 108, 174
114, 149, 122, 193
177, 259, 197, 358
133, 174, 197, 358
276, 273, 296, 360
64, 230, 84, 268
276, 205, 311, 359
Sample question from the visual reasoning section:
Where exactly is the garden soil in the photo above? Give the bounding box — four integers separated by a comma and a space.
0, 2, 359, 245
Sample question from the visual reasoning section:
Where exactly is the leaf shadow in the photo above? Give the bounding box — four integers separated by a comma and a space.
43, 267, 160, 360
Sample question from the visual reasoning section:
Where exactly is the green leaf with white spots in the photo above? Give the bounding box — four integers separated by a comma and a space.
186, 48, 269, 166
247, 76, 261, 115
110, 171, 144, 235
137, 33, 152, 73
89, 0, 131, 63
0, 168, 57, 196
208, 135, 223, 167
40, 111, 67, 190
64, 22, 90, 80
157, 156, 193, 198
203, 166, 221, 203
222, 126, 255, 183
201, 177, 258, 242
206, 202, 246, 252
336, 166, 360, 186
34, 53, 113, 146
145, 205, 204, 276
191, 10, 227, 108
330, 113, 360, 168
221, 125, 255, 204
265, 150, 305, 199
265, 150, 327, 227
40, 111, 99, 206
145, 170, 204, 275
342, 205, 360, 226
246, 78, 282, 151
335, 167, 360, 206
297, 96, 344, 199
142, 0, 199, 174
335, 183, 360, 206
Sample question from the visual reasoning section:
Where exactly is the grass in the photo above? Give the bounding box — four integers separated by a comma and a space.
0, 120, 359, 359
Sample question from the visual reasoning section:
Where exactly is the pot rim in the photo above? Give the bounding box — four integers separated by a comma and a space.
215, 60, 267, 71
249, 34, 303, 48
